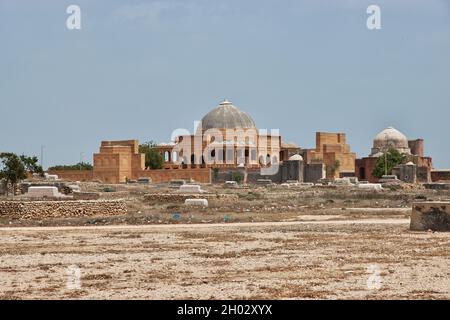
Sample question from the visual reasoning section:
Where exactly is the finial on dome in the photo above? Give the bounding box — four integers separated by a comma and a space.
220, 99, 232, 105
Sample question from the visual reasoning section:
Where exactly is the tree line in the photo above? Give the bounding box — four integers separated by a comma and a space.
0, 153, 43, 196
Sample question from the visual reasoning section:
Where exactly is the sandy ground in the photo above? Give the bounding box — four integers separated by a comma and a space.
1, 217, 449, 300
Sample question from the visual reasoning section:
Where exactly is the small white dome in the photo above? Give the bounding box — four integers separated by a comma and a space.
289, 154, 303, 161
370, 126, 411, 157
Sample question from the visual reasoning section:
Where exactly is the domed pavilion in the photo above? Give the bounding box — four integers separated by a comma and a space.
153, 99, 300, 169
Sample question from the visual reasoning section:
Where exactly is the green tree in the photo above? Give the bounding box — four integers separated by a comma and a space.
0, 153, 27, 196
1, 153, 45, 196
372, 147, 405, 179
139, 141, 164, 169
327, 160, 341, 178
20, 155, 44, 176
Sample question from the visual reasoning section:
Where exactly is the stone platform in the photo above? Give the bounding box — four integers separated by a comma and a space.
410, 201, 450, 231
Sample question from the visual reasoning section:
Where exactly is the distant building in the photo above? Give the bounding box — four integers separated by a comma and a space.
355, 127, 433, 182
93, 140, 144, 184
300, 132, 356, 180
152, 99, 300, 170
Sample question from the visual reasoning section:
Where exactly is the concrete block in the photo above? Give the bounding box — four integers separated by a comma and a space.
178, 184, 204, 193
44, 173, 59, 181
411, 201, 450, 231
185, 199, 208, 207
256, 179, 273, 185
224, 181, 238, 188
25, 186, 64, 198
333, 178, 352, 185
68, 185, 81, 193
348, 177, 359, 184
170, 179, 186, 186
357, 183, 383, 191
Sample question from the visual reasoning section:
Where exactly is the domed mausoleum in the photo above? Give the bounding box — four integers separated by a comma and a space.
153, 99, 300, 170
370, 127, 411, 157
356, 126, 432, 183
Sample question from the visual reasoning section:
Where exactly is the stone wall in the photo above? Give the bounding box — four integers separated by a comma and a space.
144, 193, 238, 204
0, 200, 127, 219
212, 160, 304, 184
48, 167, 212, 184
137, 168, 211, 183
431, 170, 450, 182
304, 163, 326, 183
47, 170, 94, 182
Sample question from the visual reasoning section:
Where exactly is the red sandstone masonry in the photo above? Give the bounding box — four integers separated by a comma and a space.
48, 168, 211, 184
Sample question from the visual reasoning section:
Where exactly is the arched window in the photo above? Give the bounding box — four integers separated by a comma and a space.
172, 151, 178, 163
164, 151, 170, 162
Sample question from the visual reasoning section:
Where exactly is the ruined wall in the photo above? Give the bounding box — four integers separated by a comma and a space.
0, 200, 127, 219
47, 170, 94, 182
304, 163, 326, 183
355, 157, 378, 182
212, 160, 303, 184
431, 170, 450, 182
416, 166, 431, 183
137, 168, 211, 183
49, 167, 211, 184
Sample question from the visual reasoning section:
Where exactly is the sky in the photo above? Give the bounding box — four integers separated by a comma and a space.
0, 0, 449, 169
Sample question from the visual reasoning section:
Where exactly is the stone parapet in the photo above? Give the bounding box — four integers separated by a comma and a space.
0, 200, 127, 219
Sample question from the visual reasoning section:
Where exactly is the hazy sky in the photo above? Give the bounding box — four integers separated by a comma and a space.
1, 0, 449, 168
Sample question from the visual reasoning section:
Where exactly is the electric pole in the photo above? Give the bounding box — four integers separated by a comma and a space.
79, 152, 84, 170
40, 145, 45, 170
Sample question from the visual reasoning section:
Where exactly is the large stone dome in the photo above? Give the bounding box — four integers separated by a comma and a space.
201, 99, 256, 130
370, 126, 411, 156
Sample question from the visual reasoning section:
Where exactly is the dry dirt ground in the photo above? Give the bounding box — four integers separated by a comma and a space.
1, 218, 449, 300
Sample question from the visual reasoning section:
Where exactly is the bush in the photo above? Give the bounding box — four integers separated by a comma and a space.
49, 162, 93, 171
139, 141, 164, 169
232, 171, 244, 184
